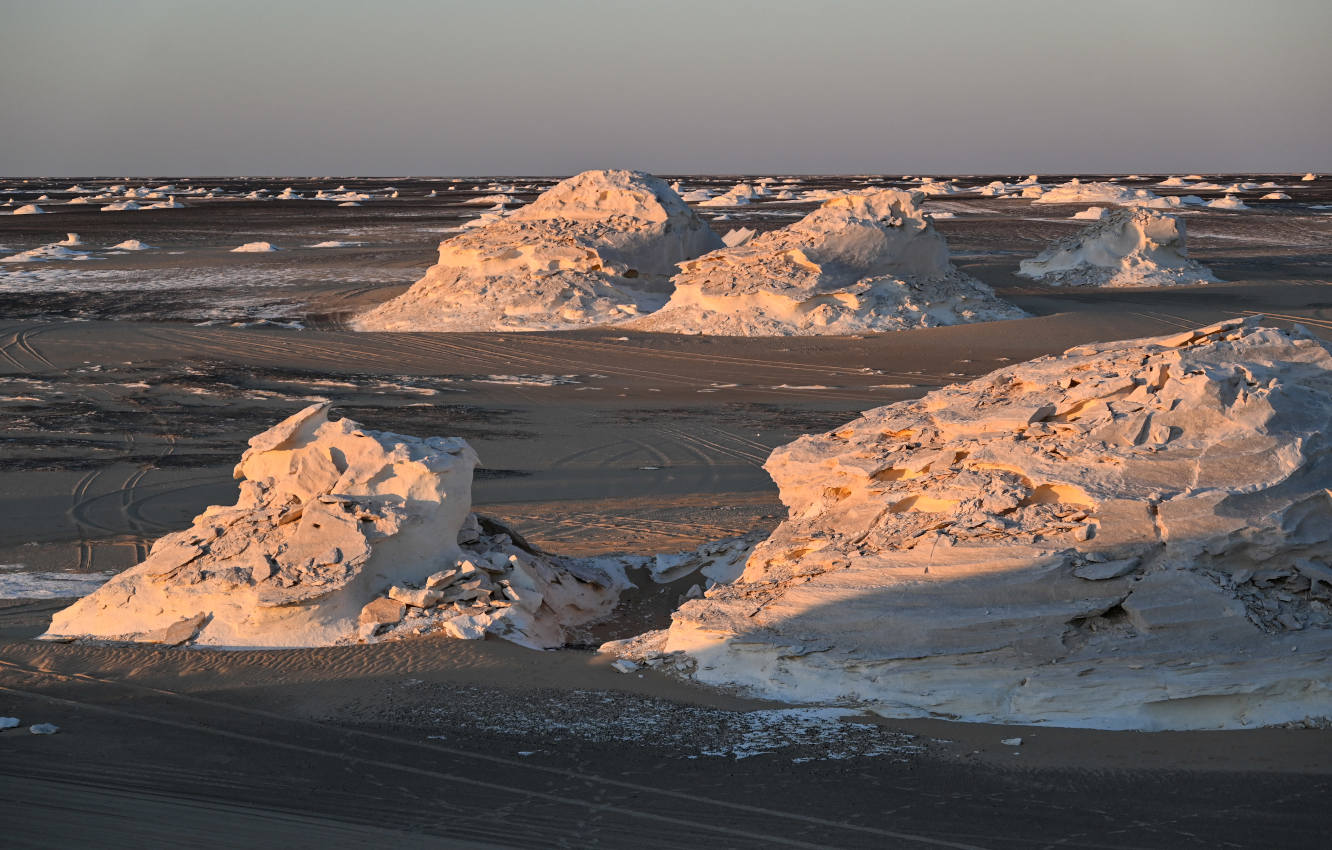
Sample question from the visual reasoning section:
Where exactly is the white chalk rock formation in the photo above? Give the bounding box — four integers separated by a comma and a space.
721, 227, 757, 248
1, 243, 91, 263
44, 403, 625, 649
1018, 208, 1217, 288
624, 319, 1332, 729
1071, 206, 1109, 221
915, 179, 964, 196
630, 190, 1024, 336
13, 204, 45, 215
1206, 195, 1249, 211
354, 170, 723, 332
697, 183, 764, 207
1033, 179, 1160, 207
232, 241, 279, 253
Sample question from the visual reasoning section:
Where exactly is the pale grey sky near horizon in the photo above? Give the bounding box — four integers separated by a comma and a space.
1, 0, 1328, 176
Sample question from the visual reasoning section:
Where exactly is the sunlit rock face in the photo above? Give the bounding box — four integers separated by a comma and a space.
353, 169, 723, 332
1030, 178, 1155, 206
632, 189, 1025, 336
1019, 208, 1218, 288
45, 404, 626, 649
651, 319, 1332, 729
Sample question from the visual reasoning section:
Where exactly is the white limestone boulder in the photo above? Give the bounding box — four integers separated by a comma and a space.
353, 169, 723, 332
620, 319, 1332, 729
1019, 208, 1218, 287
44, 403, 627, 649
630, 189, 1025, 336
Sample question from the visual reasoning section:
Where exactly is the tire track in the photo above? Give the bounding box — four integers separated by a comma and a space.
15, 325, 56, 369
0, 332, 26, 370
1237, 309, 1332, 332
118, 326, 899, 402
0, 659, 984, 850
658, 425, 768, 466
66, 468, 107, 570
547, 439, 635, 468
520, 334, 955, 382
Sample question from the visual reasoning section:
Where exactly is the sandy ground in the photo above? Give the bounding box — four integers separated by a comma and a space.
2, 175, 1332, 847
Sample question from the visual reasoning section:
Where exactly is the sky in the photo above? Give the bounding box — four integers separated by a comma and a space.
1, 0, 1329, 176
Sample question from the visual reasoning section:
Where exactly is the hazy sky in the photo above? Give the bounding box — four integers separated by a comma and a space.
2, 0, 1328, 175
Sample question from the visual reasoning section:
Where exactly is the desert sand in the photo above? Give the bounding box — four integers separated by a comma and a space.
3, 173, 1332, 847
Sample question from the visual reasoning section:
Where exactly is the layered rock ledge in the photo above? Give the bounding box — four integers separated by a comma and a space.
608, 318, 1332, 729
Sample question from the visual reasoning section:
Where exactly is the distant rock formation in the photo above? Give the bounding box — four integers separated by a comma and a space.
1019, 208, 1217, 287
630, 189, 1025, 336
606, 319, 1332, 729
353, 169, 723, 332
1032, 179, 1159, 206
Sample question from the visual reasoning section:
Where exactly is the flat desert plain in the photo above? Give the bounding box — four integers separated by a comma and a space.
2, 174, 1330, 848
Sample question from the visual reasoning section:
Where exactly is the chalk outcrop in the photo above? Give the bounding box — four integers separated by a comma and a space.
353, 170, 723, 332
1018, 208, 1217, 287
631, 190, 1025, 336
611, 319, 1332, 729
697, 183, 765, 207
1033, 180, 1161, 207
44, 404, 626, 649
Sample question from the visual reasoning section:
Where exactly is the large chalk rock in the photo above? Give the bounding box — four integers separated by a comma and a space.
630, 190, 1025, 336
1032, 179, 1158, 206
624, 319, 1332, 729
353, 170, 723, 332
1019, 208, 1218, 288
44, 404, 625, 649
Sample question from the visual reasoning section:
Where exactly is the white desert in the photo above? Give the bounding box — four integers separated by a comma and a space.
5, 4, 1329, 843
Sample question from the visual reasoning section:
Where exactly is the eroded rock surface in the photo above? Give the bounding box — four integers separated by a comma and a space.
1019, 208, 1218, 288
631, 190, 1024, 336
617, 319, 1332, 729
44, 404, 626, 648
353, 169, 723, 332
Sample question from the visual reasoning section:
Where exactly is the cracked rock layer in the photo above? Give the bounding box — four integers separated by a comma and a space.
644, 318, 1332, 729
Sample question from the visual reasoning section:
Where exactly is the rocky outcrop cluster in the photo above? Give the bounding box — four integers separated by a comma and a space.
353, 169, 723, 332
357, 512, 628, 649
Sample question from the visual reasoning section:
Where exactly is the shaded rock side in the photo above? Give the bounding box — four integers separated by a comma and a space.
642, 318, 1332, 729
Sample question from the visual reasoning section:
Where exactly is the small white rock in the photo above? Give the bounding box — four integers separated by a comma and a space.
442, 616, 487, 640
610, 658, 640, 674
1000, 736, 1023, 746
30, 723, 59, 735
0, 717, 19, 729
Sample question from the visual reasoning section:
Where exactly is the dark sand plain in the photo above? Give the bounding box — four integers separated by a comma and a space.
1, 175, 1331, 847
